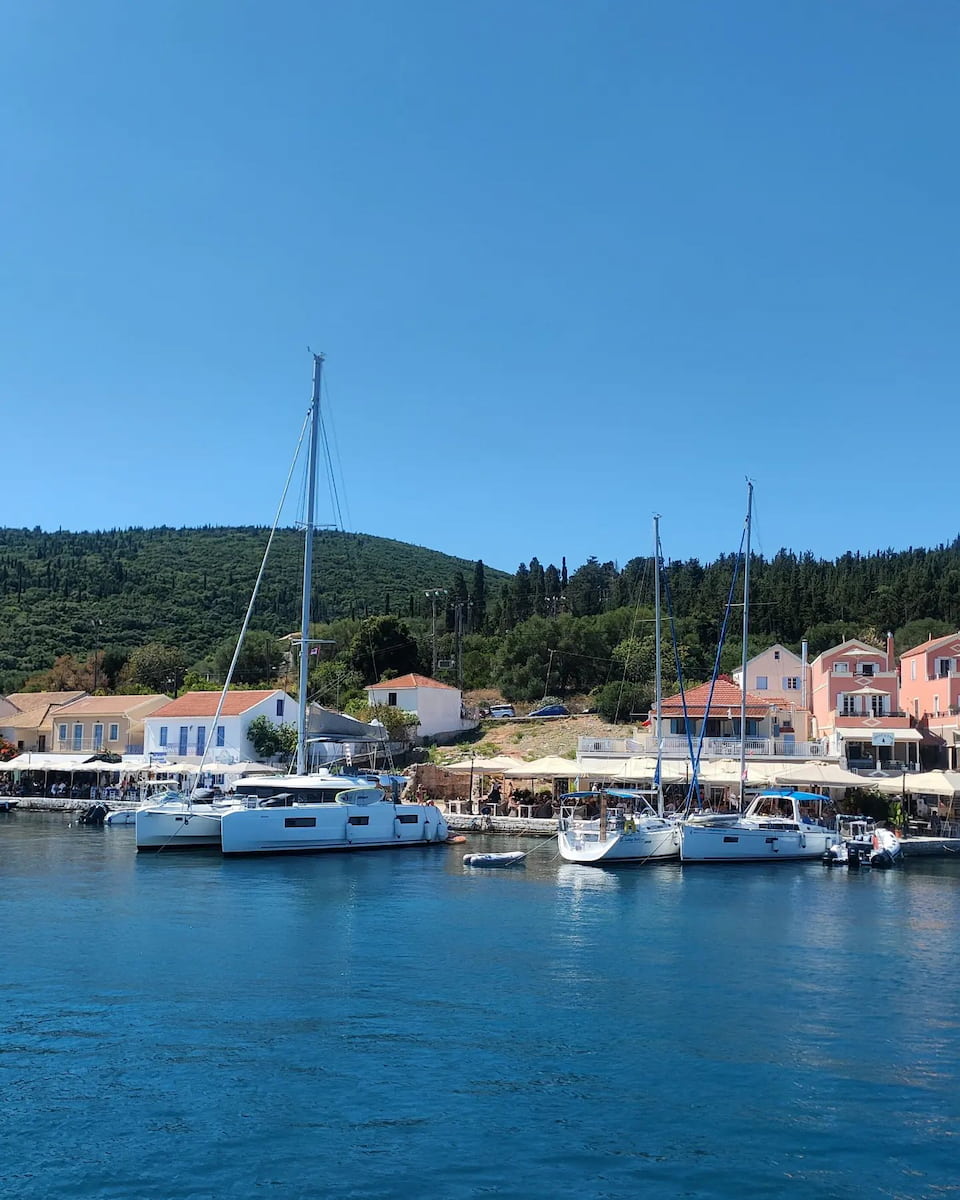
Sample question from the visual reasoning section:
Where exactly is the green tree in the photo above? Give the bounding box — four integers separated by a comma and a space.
246, 715, 297, 758
213, 630, 284, 685
126, 643, 187, 693
349, 615, 422, 683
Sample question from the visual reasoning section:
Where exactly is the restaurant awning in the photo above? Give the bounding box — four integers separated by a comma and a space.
775, 762, 870, 788
0, 754, 108, 772
443, 755, 525, 772
835, 728, 922, 742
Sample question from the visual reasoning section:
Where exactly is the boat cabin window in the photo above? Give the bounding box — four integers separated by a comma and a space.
754, 796, 795, 819
284, 817, 316, 828
397, 814, 420, 824
347, 815, 370, 826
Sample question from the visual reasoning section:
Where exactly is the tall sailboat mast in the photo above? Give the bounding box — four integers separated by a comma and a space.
296, 353, 324, 777
737, 480, 753, 808
654, 514, 664, 817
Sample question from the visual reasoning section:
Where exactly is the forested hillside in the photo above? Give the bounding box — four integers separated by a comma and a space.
3, 527, 960, 718
0, 526, 508, 689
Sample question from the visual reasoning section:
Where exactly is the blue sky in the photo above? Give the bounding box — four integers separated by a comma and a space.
2, 1, 958, 575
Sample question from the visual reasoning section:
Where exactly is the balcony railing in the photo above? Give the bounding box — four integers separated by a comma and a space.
578, 735, 830, 760
54, 738, 141, 755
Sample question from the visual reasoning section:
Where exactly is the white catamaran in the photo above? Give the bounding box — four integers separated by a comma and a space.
136, 354, 449, 855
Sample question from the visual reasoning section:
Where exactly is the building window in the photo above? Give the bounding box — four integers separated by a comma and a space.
934, 695, 940, 715
834, 662, 849, 673
38, 735, 46, 752
93, 723, 104, 749
911, 660, 917, 681
773, 650, 780, 660
387, 692, 398, 706
784, 677, 800, 690
73, 723, 83, 750
841, 695, 858, 716
756, 676, 768, 690
159, 726, 168, 747
936, 658, 953, 678
216, 725, 225, 747
108, 723, 119, 742
870, 696, 887, 717
197, 726, 206, 754
178, 726, 188, 756
276, 698, 284, 717
58, 723, 67, 743
858, 662, 875, 676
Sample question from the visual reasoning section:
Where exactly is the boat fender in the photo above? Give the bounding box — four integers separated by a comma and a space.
872, 833, 880, 851
447, 834, 467, 844
799, 833, 806, 849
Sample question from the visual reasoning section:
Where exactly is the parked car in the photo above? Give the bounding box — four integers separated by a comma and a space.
527, 703, 568, 718
488, 704, 516, 718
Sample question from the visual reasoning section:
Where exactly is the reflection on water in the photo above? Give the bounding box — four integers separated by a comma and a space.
1, 814, 959, 1199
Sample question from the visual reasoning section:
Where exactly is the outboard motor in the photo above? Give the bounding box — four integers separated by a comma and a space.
846, 844, 861, 870
77, 802, 109, 825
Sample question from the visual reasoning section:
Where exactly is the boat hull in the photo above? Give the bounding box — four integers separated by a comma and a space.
681, 821, 833, 863
218, 801, 448, 855
559, 820, 680, 864
135, 806, 224, 850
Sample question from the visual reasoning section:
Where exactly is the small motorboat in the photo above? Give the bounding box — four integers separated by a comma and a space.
462, 851, 527, 868
824, 816, 903, 869
0, 799, 18, 812
104, 809, 137, 826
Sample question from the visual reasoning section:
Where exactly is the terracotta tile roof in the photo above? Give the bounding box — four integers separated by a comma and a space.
658, 675, 772, 718
62, 695, 170, 716
366, 674, 460, 693
900, 632, 960, 658
0, 703, 54, 731
149, 690, 285, 718
5, 691, 87, 711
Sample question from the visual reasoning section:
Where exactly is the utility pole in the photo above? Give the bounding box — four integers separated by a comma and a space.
425, 588, 448, 676
91, 619, 103, 692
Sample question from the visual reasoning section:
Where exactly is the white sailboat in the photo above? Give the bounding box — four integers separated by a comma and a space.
679, 483, 834, 864
138, 354, 449, 855
558, 515, 680, 865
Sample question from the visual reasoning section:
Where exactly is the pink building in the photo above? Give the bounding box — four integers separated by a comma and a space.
898, 632, 960, 722
809, 636, 920, 770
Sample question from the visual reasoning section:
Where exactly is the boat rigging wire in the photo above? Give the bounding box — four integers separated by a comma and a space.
186, 409, 311, 802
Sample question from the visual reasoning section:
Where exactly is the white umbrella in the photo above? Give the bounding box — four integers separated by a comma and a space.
902, 770, 960, 797
775, 762, 869, 788
443, 755, 525, 772
503, 756, 580, 778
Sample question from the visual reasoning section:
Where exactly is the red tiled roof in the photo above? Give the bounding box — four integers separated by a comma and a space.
149, 690, 284, 718
366, 674, 459, 692
658, 675, 773, 718
900, 632, 960, 658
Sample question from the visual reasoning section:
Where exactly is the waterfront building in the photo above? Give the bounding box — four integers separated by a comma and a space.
898, 631, 960, 769
0, 690, 87, 753
51, 694, 170, 755
809, 636, 921, 771
142, 689, 297, 762
732, 643, 808, 706
364, 673, 477, 740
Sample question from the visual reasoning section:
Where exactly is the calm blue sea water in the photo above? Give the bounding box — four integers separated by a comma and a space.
1, 813, 958, 1199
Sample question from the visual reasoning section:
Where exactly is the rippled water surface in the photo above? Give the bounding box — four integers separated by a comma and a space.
2, 812, 959, 1198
